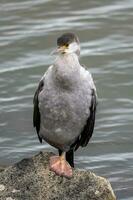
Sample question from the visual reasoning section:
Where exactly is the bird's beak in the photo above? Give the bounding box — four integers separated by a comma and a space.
51, 46, 67, 55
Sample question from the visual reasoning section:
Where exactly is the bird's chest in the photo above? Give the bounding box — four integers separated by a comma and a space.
38, 82, 91, 151
39, 84, 90, 125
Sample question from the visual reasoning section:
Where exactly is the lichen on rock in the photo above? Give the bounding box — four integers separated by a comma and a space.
0, 151, 116, 200
0, 184, 5, 191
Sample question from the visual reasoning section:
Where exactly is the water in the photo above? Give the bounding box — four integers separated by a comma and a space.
0, 0, 133, 199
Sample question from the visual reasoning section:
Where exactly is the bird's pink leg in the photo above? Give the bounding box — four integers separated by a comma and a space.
49, 152, 73, 178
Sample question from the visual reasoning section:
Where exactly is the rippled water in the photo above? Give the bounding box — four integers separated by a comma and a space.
0, 0, 133, 199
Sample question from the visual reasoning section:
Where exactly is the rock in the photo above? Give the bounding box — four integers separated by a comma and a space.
0, 166, 5, 173
0, 151, 116, 200
0, 184, 5, 191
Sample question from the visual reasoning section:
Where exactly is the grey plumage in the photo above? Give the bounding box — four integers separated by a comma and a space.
33, 33, 97, 167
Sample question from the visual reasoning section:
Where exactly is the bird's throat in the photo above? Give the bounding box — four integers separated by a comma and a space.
53, 54, 80, 89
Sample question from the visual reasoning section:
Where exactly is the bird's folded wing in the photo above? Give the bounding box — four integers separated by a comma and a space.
33, 79, 44, 143
72, 89, 97, 151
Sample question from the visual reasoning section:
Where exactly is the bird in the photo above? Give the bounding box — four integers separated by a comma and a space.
33, 33, 97, 178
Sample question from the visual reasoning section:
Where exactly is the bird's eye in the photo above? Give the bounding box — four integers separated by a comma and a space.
65, 44, 69, 47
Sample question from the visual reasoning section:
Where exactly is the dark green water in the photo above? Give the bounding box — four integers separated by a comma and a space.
0, 1, 133, 199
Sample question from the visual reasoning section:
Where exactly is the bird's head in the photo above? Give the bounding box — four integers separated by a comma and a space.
52, 33, 80, 56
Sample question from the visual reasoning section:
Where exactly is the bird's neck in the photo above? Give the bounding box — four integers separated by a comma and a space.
53, 53, 80, 89
55, 53, 80, 67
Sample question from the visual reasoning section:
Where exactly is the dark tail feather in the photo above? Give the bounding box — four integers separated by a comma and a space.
58, 149, 74, 168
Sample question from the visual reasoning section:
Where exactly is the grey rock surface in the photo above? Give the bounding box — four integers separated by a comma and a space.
0, 166, 5, 173
0, 151, 116, 200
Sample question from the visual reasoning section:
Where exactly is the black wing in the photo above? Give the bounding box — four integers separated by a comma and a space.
33, 79, 44, 143
72, 89, 97, 151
